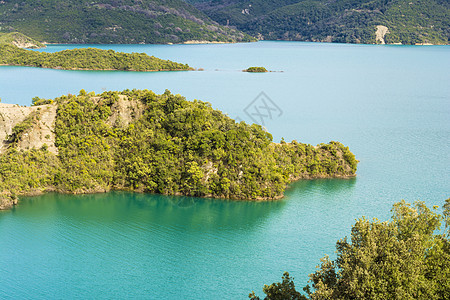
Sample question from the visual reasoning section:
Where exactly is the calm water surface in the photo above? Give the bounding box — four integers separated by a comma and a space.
0, 42, 449, 298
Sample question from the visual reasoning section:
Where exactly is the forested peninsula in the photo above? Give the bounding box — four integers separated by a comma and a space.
0, 44, 191, 71
0, 90, 357, 209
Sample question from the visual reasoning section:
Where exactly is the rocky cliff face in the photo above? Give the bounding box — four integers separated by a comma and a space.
0, 192, 17, 210
0, 103, 57, 154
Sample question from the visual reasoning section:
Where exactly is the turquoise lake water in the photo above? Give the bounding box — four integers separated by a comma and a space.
0, 41, 449, 298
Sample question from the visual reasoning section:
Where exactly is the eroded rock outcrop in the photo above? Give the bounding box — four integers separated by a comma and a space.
0, 103, 57, 154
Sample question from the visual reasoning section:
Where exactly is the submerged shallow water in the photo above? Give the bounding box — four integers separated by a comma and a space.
0, 42, 449, 298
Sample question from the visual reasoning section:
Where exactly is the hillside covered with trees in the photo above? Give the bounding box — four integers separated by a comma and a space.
187, 0, 450, 45
0, 90, 357, 209
0, 0, 254, 44
0, 44, 191, 71
250, 199, 450, 299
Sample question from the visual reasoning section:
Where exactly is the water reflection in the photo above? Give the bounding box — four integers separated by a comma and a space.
285, 177, 357, 198
12, 192, 287, 232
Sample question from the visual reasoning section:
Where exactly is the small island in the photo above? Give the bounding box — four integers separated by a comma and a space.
0, 90, 357, 209
244, 67, 268, 73
0, 43, 191, 71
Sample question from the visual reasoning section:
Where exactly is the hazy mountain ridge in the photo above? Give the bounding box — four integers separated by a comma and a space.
0, 0, 255, 44
186, 0, 450, 44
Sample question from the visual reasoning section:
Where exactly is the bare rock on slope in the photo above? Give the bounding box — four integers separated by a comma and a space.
107, 95, 144, 128
375, 25, 389, 44
0, 103, 57, 154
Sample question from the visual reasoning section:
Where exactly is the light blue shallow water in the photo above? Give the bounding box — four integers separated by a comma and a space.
0, 42, 449, 299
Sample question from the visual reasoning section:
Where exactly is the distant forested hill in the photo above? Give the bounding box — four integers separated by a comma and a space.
0, 0, 254, 44
186, 0, 450, 44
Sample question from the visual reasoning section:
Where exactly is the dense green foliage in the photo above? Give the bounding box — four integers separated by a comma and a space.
249, 272, 307, 300
0, 148, 60, 195
252, 199, 450, 299
31, 96, 53, 106
189, 0, 450, 44
53, 89, 356, 197
244, 67, 268, 73
0, 90, 357, 207
0, 0, 254, 44
0, 32, 44, 48
0, 44, 190, 71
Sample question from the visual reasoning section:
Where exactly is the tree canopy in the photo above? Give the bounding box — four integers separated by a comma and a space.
251, 199, 450, 299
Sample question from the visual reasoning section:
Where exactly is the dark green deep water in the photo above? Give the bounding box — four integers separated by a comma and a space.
0, 42, 449, 298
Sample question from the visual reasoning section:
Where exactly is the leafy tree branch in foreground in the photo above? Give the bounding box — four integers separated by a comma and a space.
250, 199, 450, 300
